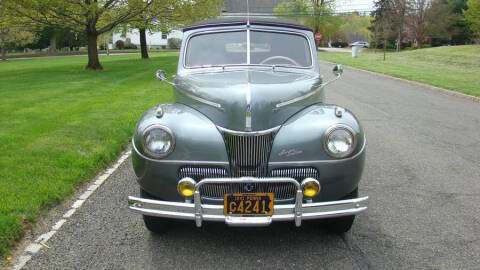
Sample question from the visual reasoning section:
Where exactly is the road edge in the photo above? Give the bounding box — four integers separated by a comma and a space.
11, 149, 132, 270
319, 60, 480, 103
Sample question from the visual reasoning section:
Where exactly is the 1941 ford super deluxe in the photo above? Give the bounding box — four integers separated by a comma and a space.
128, 17, 368, 233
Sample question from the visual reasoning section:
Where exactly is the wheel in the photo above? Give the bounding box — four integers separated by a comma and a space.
324, 188, 358, 233
140, 188, 170, 234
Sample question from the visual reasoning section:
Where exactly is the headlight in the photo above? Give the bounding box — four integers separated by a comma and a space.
142, 125, 175, 158
323, 124, 356, 158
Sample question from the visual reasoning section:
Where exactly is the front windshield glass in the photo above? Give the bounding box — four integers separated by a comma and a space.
184, 30, 312, 68
185, 31, 247, 67
250, 31, 312, 67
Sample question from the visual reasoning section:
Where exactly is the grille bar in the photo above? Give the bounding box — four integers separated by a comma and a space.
222, 131, 277, 177
178, 167, 228, 182
270, 167, 319, 181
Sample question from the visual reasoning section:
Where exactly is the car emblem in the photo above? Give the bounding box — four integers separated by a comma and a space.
244, 183, 254, 192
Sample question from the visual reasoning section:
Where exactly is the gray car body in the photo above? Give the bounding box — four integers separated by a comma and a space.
132, 23, 365, 203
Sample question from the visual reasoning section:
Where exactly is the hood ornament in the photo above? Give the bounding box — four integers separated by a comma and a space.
245, 104, 252, 131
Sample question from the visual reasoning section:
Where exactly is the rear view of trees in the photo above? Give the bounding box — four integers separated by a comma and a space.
274, 0, 337, 47
10, 0, 154, 70
464, 0, 480, 42
0, 2, 37, 60
128, 0, 222, 59
370, 0, 476, 49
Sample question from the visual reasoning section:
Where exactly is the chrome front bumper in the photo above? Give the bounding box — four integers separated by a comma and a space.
128, 177, 368, 227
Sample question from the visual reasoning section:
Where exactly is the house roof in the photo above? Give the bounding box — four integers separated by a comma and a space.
182, 17, 312, 32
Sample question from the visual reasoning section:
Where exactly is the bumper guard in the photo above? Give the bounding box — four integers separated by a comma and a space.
128, 177, 368, 227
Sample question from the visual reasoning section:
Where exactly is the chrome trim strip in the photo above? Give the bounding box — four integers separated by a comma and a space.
132, 138, 229, 165
216, 125, 280, 136
275, 88, 319, 108
180, 90, 222, 109
245, 82, 252, 131
268, 137, 366, 165
246, 27, 251, 65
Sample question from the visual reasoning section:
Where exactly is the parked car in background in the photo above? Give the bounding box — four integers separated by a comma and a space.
128, 17, 368, 234
350, 41, 369, 48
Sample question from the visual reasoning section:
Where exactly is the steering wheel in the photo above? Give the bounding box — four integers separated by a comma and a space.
259, 56, 299, 66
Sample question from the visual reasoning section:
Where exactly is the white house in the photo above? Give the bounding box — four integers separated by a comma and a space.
112, 29, 183, 49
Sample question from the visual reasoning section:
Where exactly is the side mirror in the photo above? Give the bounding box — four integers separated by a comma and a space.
155, 70, 175, 86
156, 70, 167, 81
332, 64, 343, 77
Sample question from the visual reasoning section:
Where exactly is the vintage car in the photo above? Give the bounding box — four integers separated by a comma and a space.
128, 17, 368, 233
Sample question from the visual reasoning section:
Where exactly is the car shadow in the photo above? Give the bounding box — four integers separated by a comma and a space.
142, 220, 355, 269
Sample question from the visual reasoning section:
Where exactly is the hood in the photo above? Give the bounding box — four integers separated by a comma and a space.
174, 69, 322, 131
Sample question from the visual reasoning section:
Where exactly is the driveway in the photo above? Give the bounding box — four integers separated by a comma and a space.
21, 62, 480, 269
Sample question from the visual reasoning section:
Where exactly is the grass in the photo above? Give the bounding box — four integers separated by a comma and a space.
318, 45, 480, 97
0, 53, 177, 256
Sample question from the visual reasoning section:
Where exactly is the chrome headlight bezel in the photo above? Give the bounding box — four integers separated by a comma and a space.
141, 124, 175, 158
323, 124, 357, 158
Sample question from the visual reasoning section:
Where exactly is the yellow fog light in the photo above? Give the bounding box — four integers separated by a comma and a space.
301, 178, 321, 198
177, 178, 196, 197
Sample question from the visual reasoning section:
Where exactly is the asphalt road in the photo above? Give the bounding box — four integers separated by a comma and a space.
23, 62, 480, 269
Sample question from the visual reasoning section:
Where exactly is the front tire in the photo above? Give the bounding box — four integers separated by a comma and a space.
140, 189, 170, 234
324, 188, 358, 233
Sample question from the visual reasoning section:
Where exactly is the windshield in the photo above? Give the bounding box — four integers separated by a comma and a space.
184, 30, 312, 68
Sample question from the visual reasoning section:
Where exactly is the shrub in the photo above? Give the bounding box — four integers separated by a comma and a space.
115, 40, 125, 50
124, 43, 137, 49
167, 38, 182, 49
331, 41, 348, 48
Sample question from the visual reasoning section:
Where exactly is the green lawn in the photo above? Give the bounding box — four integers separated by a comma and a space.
318, 45, 480, 97
0, 53, 176, 256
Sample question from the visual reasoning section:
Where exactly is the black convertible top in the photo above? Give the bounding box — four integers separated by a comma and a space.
183, 17, 313, 32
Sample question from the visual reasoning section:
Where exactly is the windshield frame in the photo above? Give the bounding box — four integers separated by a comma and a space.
183, 28, 314, 70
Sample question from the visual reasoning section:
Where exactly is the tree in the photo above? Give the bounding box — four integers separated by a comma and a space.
0, 3, 37, 60
425, 0, 455, 45
10, 0, 153, 69
407, 0, 430, 47
340, 13, 372, 43
274, 0, 338, 47
371, 0, 396, 59
447, 0, 473, 44
464, 0, 480, 41
128, 0, 222, 59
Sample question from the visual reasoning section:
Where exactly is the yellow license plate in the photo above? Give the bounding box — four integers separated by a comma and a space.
223, 193, 274, 216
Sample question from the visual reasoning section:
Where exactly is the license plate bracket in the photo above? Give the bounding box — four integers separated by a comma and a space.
224, 193, 274, 216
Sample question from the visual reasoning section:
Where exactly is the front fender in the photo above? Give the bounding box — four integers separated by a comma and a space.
132, 103, 229, 200
270, 104, 364, 162
269, 104, 366, 201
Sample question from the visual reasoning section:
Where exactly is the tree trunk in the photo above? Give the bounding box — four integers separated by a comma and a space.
396, 29, 401, 52
49, 33, 56, 55
139, 28, 149, 59
1, 45, 6, 61
383, 39, 386, 61
86, 31, 103, 70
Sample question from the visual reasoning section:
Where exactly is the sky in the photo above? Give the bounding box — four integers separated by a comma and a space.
335, 0, 375, 13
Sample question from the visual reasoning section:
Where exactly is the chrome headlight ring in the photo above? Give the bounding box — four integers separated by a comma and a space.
323, 124, 357, 158
141, 124, 175, 158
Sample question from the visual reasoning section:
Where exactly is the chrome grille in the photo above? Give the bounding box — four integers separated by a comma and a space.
270, 167, 319, 181
199, 182, 297, 201
178, 166, 228, 181
222, 130, 277, 177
